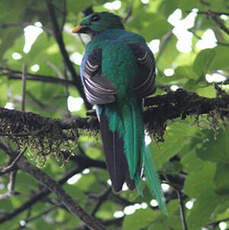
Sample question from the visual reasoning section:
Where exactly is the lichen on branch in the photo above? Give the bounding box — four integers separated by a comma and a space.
0, 108, 79, 166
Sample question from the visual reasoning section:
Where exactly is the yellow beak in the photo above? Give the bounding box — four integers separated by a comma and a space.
72, 25, 87, 33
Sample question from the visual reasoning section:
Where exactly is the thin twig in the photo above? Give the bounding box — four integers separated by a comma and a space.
0, 138, 14, 156
176, 189, 188, 230
188, 10, 229, 35
21, 64, 27, 112
60, 0, 67, 31
0, 67, 75, 85
0, 170, 19, 199
0, 148, 27, 174
0, 22, 30, 28
196, 10, 229, 16
0, 22, 52, 35
188, 28, 229, 47
199, 0, 210, 6
91, 188, 111, 216
156, 30, 173, 62
7, 170, 17, 194
46, 60, 65, 79
13, 205, 62, 230
208, 217, 229, 228
22, 204, 62, 227
123, 0, 134, 22
62, 63, 72, 118
209, 11, 229, 35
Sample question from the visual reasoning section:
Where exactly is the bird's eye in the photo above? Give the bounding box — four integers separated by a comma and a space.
91, 15, 100, 22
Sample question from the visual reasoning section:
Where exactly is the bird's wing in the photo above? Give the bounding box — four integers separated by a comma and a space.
81, 48, 117, 105
129, 43, 156, 98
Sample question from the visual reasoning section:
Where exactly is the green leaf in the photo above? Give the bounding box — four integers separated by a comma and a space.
196, 85, 216, 98
97, 201, 119, 219
181, 149, 204, 174
0, 27, 22, 60
187, 189, 220, 230
67, 0, 93, 14
174, 65, 198, 80
147, 200, 181, 230
196, 128, 229, 164
150, 120, 197, 169
184, 160, 216, 198
214, 162, 229, 195
178, 0, 198, 11
193, 48, 216, 77
126, 12, 172, 41
123, 208, 157, 230
156, 35, 179, 69
184, 161, 219, 229
158, 0, 179, 18
208, 46, 229, 71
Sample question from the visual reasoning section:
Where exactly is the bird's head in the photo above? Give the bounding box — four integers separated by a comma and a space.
72, 12, 124, 36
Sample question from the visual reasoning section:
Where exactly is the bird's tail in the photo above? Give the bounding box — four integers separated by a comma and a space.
120, 99, 143, 193
99, 106, 135, 192
100, 99, 167, 214
121, 98, 167, 214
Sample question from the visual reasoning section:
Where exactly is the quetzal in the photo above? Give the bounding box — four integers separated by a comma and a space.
72, 12, 167, 214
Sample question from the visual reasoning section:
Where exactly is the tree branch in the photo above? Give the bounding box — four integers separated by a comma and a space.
209, 11, 229, 35
0, 170, 19, 199
188, 28, 229, 47
0, 67, 75, 85
90, 188, 112, 217
208, 217, 229, 228
123, 0, 134, 22
144, 88, 229, 122
191, 10, 229, 35
0, 89, 228, 139
19, 204, 62, 228
156, 30, 173, 62
21, 65, 27, 112
0, 155, 105, 224
199, 0, 210, 6
15, 156, 105, 230
176, 189, 188, 230
0, 148, 26, 174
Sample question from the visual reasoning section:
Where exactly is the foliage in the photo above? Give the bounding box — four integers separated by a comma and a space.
0, 0, 229, 229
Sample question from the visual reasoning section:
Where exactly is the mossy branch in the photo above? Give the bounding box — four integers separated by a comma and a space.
0, 89, 228, 143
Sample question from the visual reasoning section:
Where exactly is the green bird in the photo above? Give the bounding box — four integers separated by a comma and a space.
73, 12, 167, 214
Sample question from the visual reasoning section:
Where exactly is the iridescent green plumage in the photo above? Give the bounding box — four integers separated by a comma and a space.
73, 12, 167, 214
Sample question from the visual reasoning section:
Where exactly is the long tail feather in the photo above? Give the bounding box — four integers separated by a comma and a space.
122, 99, 167, 214
122, 102, 139, 179
143, 145, 168, 215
